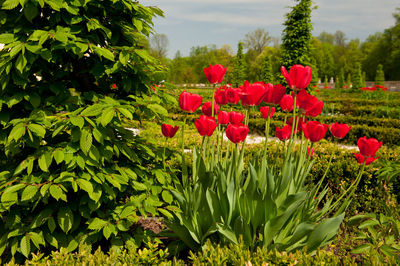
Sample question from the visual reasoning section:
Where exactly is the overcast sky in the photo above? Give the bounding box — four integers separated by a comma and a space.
145, 0, 399, 58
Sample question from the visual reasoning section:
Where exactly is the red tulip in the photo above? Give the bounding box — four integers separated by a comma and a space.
240, 81, 268, 106
279, 94, 294, 112
214, 88, 227, 105
330, 123, 351, 139
226, 87, 241, 104
305, 100, 323, 117
202, 101, 219, 116
276, 125, 292, 141
354, 153, 379, 165
218, 111, 230, 125
357, 136, 382, 158
161, 124, 179, 138
226, 124, 249, 143
260, 106, 275, 119
287, 117, 306, 133
112, 83, 117, 89
307, 147, 314, 157
229, 111, 245, 125
264, 84, 286, 105
281, 65, 312, 90
204, 64, 227, 84
179, 91, 203, 113
194, 115, 218, 136
302, 121, 329, 142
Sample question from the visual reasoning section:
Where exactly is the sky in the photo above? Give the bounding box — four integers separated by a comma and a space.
144, 0, 399, 58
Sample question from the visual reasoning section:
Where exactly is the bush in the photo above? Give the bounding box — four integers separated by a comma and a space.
0, 0, 175, 262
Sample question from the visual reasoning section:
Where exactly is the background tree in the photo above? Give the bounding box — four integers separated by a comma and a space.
0, 0, 174, 261
150, 33, 169, 58
281, 0, 313, 68
352, 62, 362, 90
243, 28, 271, 55
339, 69, 345, 89
375, 64, 386, 86
262, 54, 273, 83
230, 42, 246, 87
347, 73, 352, 88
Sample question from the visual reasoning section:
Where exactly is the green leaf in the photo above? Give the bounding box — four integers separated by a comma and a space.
54, 31, 68, 43
27, 124, 45, 138
49, 185, 64, 201
148, 104, 168, 116
29, 93, 41, 108
100, 107, 114, 127
77, 178, 93, 195
57, 207, 74, 233
2, 0, 19, 9
81, 104, 104, 116
70, 116, 85, 128
94, 46, 114, 61
54, 149, 64, 164
133, 19, 143, 32
15, 54, 27, 73
80, 128, 92, 154
88, 217, 107, 230
0, 33, 15, 44
162, 190, 173, 204
119, 51, 129, 65
21, 185, 38, 201
38, 151, 52, 172
8, 124, 25, 142
20, 235, 30, 258
29, 232, 44, 249
48, 217, 56, 233
351, 244, 371, 254
24, 2, 39, 22
10, 43, 22, 58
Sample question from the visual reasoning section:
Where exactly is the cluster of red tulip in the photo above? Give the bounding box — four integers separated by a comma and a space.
360, 84, 388, 91
161, 63, 382, 166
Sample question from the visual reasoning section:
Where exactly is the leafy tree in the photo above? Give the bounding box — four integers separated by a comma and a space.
230, 42, 246, 87
262, 54, 273, 83
375, 64, 385, 86
243, 28, 271, 55
347, 73, 352, 89
352, 62, 362, 90
324, 76, 328, 88
0, 0, 175, 261
150, 33, 169, 59
281, 0, 313, 68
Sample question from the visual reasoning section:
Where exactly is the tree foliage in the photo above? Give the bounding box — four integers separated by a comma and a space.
230, 42, 246, 87
375, 64, 385, 86
0, 0, 175, 261
243, 28, 271, 55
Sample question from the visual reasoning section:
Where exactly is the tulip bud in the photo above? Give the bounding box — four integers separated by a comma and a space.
226, 124, 249, 143
161, 124, 179, 138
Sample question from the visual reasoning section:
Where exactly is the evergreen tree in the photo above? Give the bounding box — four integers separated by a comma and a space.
231, 42, 246, 87
324, 76, 328, 88
339, 69, 345, 89
352, 62, 362, 90
375, 64, 385, 86
281, 0, 313, 68
335, 76, 339, 89
262, 54, 274, 83
361, 71, 366, 88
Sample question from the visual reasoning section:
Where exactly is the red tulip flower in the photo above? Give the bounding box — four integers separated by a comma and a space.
264, 84, 286, 105
226, 124, 249, 143
287, 117, 306, 133
214, 88, 227, 105
194, 115, 218, 137
229, 111, 245, 125
279, 94, 294, 112
307, 147, 315, 157
305, 100, 324, 117
204, 64, 227, 84
330, 123, 351, 139
112, 83, 117, 89
202, 101, 219, 116
281, 64, 312, 90
218, 111, 230, 125
260, 106, 275, 119
240, 81, 268, 106
302, 121, 329, 142
357, 136, 382, 158
161, 124, 179, 138
179, 91, 203, 113
354, 153, 379, 165
276, 125, 292, 141
226, 87, 241, 104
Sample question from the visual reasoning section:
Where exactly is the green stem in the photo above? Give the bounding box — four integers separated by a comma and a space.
163, 138, 167, 170
263, 111, 271, 158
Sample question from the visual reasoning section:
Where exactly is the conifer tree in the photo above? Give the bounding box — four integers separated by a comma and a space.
262, 54, 273, 84
375, 64, 385, 86
231, 42, 246, 87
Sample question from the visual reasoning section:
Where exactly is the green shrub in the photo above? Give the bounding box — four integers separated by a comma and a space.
0, 0, 176, 262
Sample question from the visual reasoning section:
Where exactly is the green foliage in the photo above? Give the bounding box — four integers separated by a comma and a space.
347, 73, 352, 88
352, 63, 362, 90
324, 76, 328, 88
230, 42, 246, 87
349, 212, 400, 263
281, 0, 313, 67
0, 0, 176, 262
262, 54, 273, 84
375, 64, 385, 86
338, 69, 345, 89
